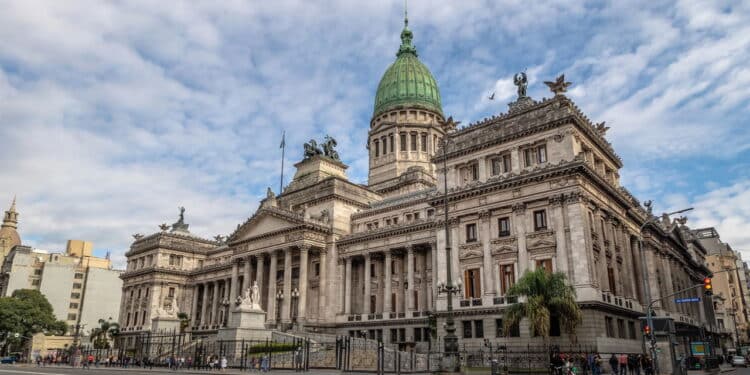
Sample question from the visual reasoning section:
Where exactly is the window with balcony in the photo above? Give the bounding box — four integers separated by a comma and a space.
498, 217, 510, 237
533, 210, 547, 231
464, 268, 481, 298
466, 223, 477, 242
501, 264, 515, 295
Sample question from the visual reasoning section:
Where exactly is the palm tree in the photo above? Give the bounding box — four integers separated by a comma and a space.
90, 318, 120, 349
503, 268, 582, 343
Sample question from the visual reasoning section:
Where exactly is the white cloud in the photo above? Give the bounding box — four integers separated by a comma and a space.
1, 0, 748, 269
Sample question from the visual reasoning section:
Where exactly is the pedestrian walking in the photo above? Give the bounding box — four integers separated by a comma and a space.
618, 353, 627, 375
609, 354, 619, 375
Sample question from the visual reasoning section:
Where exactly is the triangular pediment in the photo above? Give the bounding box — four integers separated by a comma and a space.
229, 208, 306, 243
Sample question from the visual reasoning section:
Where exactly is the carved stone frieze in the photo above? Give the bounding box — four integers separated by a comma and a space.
458, 243, 483, 259
526, 230, 556, 251
511, 203, 526, 213
491, 236, 518, 255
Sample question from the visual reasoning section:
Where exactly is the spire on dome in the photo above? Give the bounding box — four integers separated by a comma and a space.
397, 0, 417, 57
9, 196, 16, 213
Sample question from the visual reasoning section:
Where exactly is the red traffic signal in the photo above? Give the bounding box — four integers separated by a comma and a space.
704, 277, 713, 296
644, 325, 651, 335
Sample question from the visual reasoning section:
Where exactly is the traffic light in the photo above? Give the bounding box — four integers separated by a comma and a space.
703, 277, 713, 296
644, 325, 651, 336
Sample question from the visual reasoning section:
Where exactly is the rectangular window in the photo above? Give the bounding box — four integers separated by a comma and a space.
277, 270, 284, 281
536, 259, 553, 274
498, 217, 510, 237
31, 279, 40, 286
400, 133, 407, 151
471, 163, 479, 180
389, 134, 394, 152
501, 264, 515, 294
370, 295, 376, 314
145, 288, 149, 297
382, 137, 387, 154
73, 283, 82, 289
524, 148, 534, 167
34, 269, 42, 275
537, 145, 547, 163
292, 267, 300, 278
608, 267, 617, 294
69, 302, 79, 309
491, 158, 502, 175
533, 210, 547, 231
374, 140, 379, 157
462, 321, 472, 338
474, 320, 484, 338
74, 273, 83, 279
314, 263, 320, 277
370, 264, 376, 277
628, 321, 637, 339
71, 292, 81, 299
168, 287, 175, 297
391, 261, 396, 275
142, 311, 147, 325
411, 133, 417, 150
605, 316, 615, 337
617, 319, 626, 339
466, 223, 477, 242
126, 313, 131, 327
421, 133, 427, 151
413, 212, 420, 220
68, 313, 77, 321
508, 321, 520, 337
414, 327, 422, 342
464, 268, 481, 298
391, 293, 396, 312
495, 319, 504, 337
390, 329, 398, 342
399, 328, 406, 342
503, 154, 512, 173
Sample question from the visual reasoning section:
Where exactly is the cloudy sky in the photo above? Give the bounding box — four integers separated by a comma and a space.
1, 0, 748, 268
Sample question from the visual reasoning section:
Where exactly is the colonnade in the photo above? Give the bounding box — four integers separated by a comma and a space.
190, 245, 326, 330
342, 243, 436, 319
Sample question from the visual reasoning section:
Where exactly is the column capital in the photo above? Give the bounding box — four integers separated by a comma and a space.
298, 244, 312, 252
406, 245, 414, 254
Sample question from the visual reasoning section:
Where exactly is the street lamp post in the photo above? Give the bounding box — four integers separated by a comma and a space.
276, 291, 284, 329
639, 205, 693, 374
291, 288, 300, 328
438, 136, 460, 370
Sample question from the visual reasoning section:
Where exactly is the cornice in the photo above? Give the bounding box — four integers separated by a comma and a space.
338, 219, 436, 247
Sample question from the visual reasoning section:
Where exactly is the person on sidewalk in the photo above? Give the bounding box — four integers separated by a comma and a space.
609, 354, 619, 375
619, 353, 628, 375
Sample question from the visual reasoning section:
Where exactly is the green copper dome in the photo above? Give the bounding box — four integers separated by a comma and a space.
373, 17, 443, 118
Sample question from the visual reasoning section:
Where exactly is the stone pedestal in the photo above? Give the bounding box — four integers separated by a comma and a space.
217, 305, 270, 341
151, 316, 180, 333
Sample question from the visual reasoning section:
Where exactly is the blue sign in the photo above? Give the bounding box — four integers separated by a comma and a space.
675, 297, 701, 303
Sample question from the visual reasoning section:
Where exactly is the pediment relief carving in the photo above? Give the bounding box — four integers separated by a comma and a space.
492, 245, 517, 256
459, 248, 483, 260
526, 230, 556, 250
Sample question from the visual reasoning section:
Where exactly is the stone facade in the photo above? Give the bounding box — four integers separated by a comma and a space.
117, 17, 722, 356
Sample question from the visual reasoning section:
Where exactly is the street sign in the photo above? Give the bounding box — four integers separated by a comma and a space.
675, 297, 700, 303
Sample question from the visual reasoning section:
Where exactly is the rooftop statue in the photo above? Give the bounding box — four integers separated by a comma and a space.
177, 206, 185, 224
513, 71, 528, 98
303, 136, 340, 161
544, 74, 572, 96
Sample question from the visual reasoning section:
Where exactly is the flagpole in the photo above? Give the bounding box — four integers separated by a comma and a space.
279, 131, 285, 195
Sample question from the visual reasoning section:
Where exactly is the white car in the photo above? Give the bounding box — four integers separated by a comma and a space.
731, 355, 747, 367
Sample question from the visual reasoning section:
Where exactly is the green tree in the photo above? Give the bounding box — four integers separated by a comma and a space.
90, 318, 120, 349
503, 268, 582, 343
0, 289, 67, 354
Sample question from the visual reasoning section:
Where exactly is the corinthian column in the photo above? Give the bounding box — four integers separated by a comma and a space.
364, 253, 372, 315
298, 245, 309, 321
282, 248, 292, 322
267, 252, 278, 323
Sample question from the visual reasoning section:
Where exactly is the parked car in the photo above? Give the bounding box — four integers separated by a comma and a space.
731, 355, 747, 367
0, 356, 18, 364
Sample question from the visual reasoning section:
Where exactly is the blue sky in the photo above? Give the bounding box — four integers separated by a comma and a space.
1, 0, 749, 268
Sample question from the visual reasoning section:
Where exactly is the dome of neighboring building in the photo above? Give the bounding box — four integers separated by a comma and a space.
373, 17, 442, 119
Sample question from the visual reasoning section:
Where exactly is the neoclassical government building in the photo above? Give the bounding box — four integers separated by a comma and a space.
119, 16, 720, 355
